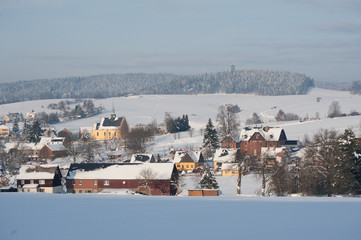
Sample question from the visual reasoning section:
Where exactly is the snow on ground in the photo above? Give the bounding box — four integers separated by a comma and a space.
0, 193, 361, 240
1, 88, 361, 153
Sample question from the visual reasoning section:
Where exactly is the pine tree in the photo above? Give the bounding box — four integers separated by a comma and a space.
28, 120, 43, 143
12, 119, 20, 136
336, 129, 361, 194
199, 165, 219, 189
203, 118, 218, 148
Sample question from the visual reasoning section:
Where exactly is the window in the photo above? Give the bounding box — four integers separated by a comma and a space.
97, 132, 99, 136
39, 180, 45, 184
87, 190, 91, 193
104, 180, 109, 185
79, 180, 82, 185
94, 180, 97, 185
104, 132, 106, 136
177, 164, 180, 167
79, 190, 82, 193
123, 181, 126, 185
21, 180, 24, 184
109, 132, 111, 136
114, 132, 116, 137
72, 180, 75, 185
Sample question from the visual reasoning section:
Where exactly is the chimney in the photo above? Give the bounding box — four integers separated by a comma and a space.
265, 126, 269, 132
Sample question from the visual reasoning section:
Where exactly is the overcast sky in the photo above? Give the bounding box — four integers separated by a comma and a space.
1, 0, 360, 83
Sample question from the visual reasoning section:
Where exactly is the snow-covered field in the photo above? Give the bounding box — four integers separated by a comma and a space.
1, 193, 360, 240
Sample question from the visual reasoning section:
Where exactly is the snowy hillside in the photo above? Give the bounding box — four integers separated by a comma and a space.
1, 88, 360, 148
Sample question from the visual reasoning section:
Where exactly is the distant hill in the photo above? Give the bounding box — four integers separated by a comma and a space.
0, 70, 314, 105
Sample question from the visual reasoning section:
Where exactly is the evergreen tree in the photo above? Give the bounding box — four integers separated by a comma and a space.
203, 118, 219, 148
199, 165, 219, 189
336, 129, 361, 194
28, 120, 43, 143
12, 119, 20, 135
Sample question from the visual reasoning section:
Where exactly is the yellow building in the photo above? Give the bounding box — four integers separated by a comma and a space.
0, 125, 10, 137
221, 163, 239, 176
173, 151, 204, 172
91, 111, 128, 140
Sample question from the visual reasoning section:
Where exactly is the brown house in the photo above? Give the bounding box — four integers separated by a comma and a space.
40, 143, 68, 161
66, 163, 178, 196
17, 165, 63, 193
220, 135, 237, 149
239, 126, 287, 157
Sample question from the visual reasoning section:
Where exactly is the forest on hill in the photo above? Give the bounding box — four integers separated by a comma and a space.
0, 70, 315, 104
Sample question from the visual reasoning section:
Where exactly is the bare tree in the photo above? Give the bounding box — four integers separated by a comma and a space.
327, 101, 342, 118
127, 126, 154, 153
216, 104, 240, 138
303, 129, 339, 196
138, 167, 157, 195
235, 150, 255, 195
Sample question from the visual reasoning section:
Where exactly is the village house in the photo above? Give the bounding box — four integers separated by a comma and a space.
239, 126, 288, 157
220, 135, 238, 149
39, 143, 68, 161
5, 137, 66, 162
3, 113, 14, 123
66, 163, 178, 196
0, 125, 10, 137
91, 110, 128, 140
220, 162, 239, 176
173, 151, 204, 172
213, 148, 238, 171
16, 165, 63, 193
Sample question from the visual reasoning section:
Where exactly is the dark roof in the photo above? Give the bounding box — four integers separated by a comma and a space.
285, 140, 298, 146
66, 163, 140, 177
102, 117, 123, 127
134, 154, 155, 163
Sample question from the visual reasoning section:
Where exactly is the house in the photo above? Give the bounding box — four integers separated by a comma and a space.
260, 147, 287, 166
173, 151, 204, 172
26, 111, 37, 121
220, 135, 238, 149
40, 143, 68, 161
16, 165, 63, 193
3, 114, 14, 123
213, 148, 238, 171
0, 125, 10, 137
66, 163, 178, 196
91, 110, 128, 140
239, 126, 288, 157
220, 162, 239, 176
130, 154, 155, 163
5, 137, 65, 162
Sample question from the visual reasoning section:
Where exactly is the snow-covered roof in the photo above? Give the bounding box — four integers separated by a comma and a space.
67, 163, 174, 180
22, 184, 39, 189
213, 148, 237, 163
0, 125, 9, 130
240, 127, 284, 142
45, 143, 67, 152
221, 163, 238, 171
5, 137, 55, 152
260, 147, 284, 157
93, 116, 124, 130
17, 165, 60, 180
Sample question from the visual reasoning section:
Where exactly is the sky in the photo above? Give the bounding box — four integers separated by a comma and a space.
0, 0, 360, 83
